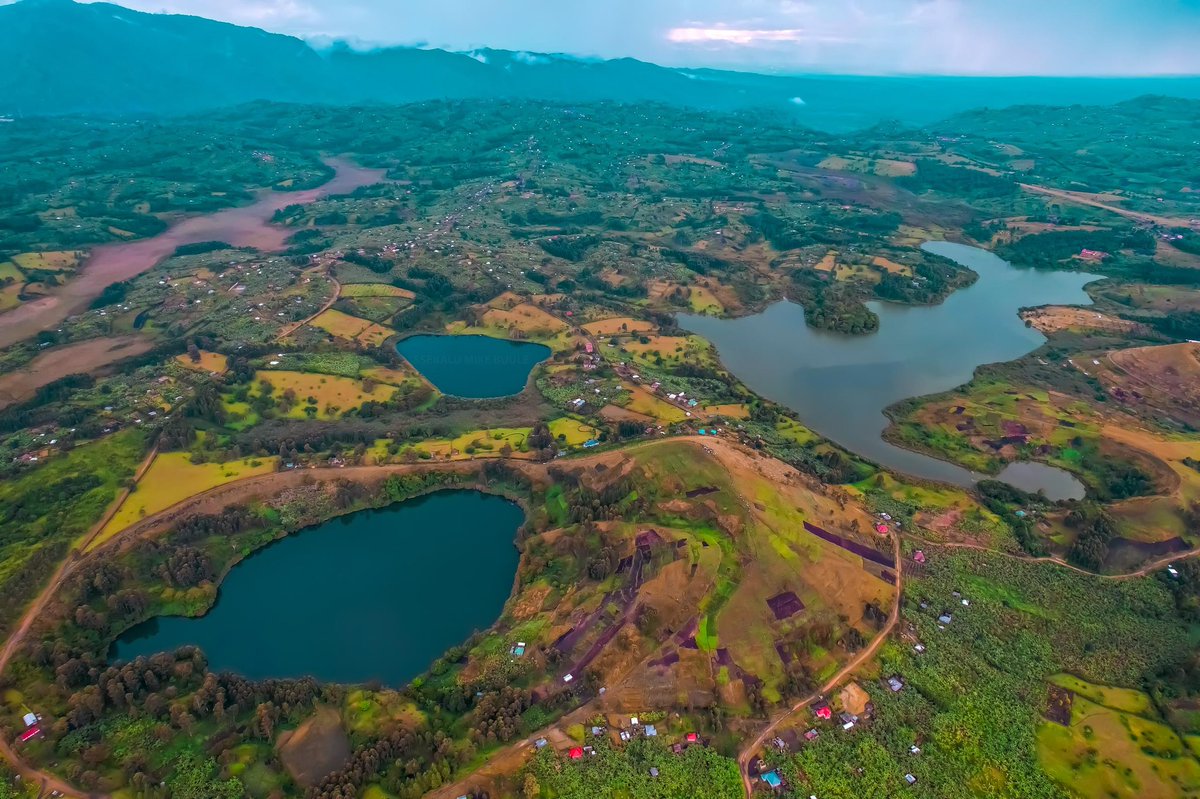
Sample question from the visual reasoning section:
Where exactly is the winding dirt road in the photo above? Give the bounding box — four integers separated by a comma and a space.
0, 437, 1189, 799
736, 532, 902, 798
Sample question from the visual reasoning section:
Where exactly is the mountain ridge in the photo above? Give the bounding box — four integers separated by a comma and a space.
4, 0, 1200, 130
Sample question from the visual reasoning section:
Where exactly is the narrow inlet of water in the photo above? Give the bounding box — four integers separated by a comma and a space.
681, 242, 1096, 500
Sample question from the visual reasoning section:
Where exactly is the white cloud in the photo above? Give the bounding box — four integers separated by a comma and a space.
80, 0, 323, 28
666, 26, 845, 46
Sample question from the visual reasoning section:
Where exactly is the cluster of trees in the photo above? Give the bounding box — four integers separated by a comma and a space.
539, 234, 600, 262
876, 253, 976, 305
789, 270, 880, 335
1065, 505, 1118, 570
997, 227, 1155, 269
898, 159, 1019, 199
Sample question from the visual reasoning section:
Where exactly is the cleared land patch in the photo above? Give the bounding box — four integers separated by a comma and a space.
98, 452, 278, 544
175, 350, 229, 374
254, 370, 398, 418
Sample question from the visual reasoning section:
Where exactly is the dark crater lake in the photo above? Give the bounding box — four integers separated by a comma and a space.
396, 334, 551, 398
112, 491, 523, 686
681, 242, 1099, 500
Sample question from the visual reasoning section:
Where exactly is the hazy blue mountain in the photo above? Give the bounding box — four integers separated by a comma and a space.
3, 0, 1200, 130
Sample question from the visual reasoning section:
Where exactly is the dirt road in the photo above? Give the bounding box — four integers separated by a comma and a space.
736, 532, 902, 798
275, 270, 340, 341
1020, 184, 1200, 230
0, 445, 159, 799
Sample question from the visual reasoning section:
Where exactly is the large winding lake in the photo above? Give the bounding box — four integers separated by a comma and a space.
681, 242, 1099, 500
112, 491, 523, 686
397, 334, 551, 398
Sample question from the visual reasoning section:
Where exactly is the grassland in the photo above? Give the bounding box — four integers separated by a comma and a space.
97, 452, 278, 543
175, 350, 229, 373
12, 250, 81, 272
254, 370, 398, 418
1038, 683, 1200, 798
308, 308, 396, 346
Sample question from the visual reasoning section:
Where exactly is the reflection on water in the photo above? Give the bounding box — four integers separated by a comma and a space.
112, 492, 522, 686
681, 242, 1095, 500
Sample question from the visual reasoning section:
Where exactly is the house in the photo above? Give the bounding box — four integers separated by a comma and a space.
905, 773, 918, 786
18, 727, 40, 743
686, 732, 700, 744
913, 550, 926, 564
649, 767, 660, 778
563, 673, 574, 683
804, 728, 820, 741
814, 704, 833, 720
21, 713, 37, 728
534, 738, 548, 749
910, 745, 922, 755
887, 676, 905, 693
591, 726, 604, 736
938, 613, 953, 625
761, 770, 783, 789
644, 725, 658, 737
569, 747, 584, 760
511, 642, 526, 657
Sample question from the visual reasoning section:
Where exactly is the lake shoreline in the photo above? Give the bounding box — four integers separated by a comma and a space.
679, 241, 1098, 499
110, 484, 529, 687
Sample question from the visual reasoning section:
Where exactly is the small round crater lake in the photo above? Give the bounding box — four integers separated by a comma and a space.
396, 335, 551, 398
112, 491, 523, 686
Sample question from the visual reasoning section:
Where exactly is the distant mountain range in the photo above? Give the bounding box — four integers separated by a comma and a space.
4, 0, 1200, 129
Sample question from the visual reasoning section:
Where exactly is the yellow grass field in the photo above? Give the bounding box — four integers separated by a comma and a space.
871, 255, 910, 274
815, 250, 839, 272
339, 283, 416, 299
0, 283, 21, 312
309, 309, 395, 346
12, 251, 81, 272
0, 261, 22, 282
256, 370, 397, 418
361, 366, 418, 387
1038, 690, 1200, 798
621, 384, 688, 423
549, 417, 600, 446
583, 317, 658, 337
403, 427, 536, 461
97, 453, 279, 545
688, 285, 724, 314
703, 404, 750, 419
818, 155, 915, 177
175, 350, 228, 374
482, 303, 568, 336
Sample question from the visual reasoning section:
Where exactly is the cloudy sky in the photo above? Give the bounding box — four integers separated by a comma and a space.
72, 0, 1200, 75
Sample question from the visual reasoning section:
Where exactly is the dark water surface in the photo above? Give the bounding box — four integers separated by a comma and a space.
681, 242, 1099, 500
112, 491, 523, 686
397, 334, 551, 398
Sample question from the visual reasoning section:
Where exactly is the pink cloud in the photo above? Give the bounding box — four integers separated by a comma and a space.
666, 25, 852, 47
667, 27, 805, 45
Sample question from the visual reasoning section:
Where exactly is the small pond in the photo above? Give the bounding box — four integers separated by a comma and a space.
112, 491, 523, 686
396, 335, 551, 398
680, 242, 1096, 500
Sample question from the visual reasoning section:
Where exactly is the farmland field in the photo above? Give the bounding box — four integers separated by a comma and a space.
97, 451, 279, 543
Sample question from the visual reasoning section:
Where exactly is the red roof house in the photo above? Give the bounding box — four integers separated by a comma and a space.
569, 747, 583, 760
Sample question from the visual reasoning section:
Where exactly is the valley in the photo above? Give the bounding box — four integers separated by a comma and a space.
0, 32, 1199, 799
